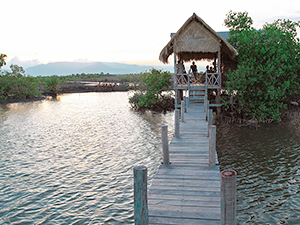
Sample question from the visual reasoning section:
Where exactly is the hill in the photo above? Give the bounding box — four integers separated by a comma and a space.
25, 61, 174, 76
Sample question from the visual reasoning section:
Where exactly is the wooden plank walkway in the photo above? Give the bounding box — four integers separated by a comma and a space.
148, 103, 220, 225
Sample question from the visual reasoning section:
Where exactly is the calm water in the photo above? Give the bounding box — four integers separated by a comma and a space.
0, 92, 299, 224
0, 92, 174, 224
217, 120, 300, 224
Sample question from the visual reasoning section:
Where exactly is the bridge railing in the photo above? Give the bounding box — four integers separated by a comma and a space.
205, 72, 222, 89
174, 73, 188, 88
174, 72, 221, 89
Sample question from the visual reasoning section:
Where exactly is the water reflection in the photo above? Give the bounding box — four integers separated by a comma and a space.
1, 92, 298, 224
0, 92, 174, 224
217, 121, 300, 224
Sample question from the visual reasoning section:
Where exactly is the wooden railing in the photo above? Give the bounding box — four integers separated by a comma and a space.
134, 108, 237, 224
205, 72, 221, 88
174, 73, 188, 87
174, 72, 221, 89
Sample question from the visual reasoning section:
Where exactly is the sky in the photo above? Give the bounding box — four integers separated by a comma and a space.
1, 0, 300, 68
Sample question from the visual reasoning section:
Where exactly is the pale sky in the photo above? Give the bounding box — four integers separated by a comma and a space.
1, 0, 300, 67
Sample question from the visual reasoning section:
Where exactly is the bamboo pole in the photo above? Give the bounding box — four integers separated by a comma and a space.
221, 169, 237, 225
209, 125, 216, 166
161, 125, 170, 165
134, 166, 149, 225
181, 100, 185, 122
175, 109, 180, 138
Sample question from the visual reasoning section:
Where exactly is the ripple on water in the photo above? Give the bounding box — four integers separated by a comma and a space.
0, 92, 175, 224
217, 122, 300, 224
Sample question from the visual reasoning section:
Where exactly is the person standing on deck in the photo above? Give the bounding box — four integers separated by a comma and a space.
189, 61, 198, 81
176, 60, 187, 83
190, 61, 197, 75
176, 60, 184, 74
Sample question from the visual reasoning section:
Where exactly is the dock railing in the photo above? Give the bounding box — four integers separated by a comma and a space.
174, 73, 188, 88
174, 71, 221, 89
205, 72, 222, 88
134, 103, 237, 225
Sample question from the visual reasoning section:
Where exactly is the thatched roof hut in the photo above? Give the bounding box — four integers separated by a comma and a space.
159, 13, 238, 64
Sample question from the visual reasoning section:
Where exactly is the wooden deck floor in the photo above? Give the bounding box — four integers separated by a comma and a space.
148, 104, 220, 225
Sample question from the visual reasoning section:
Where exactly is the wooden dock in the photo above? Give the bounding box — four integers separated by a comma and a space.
148, 103, 221, 225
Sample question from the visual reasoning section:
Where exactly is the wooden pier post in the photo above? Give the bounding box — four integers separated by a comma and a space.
161, 125, 170, 165
205, 100, 210, 121
184, 96, 187, 112
134, 166, 149, 225
221, 169, 237, 225
208, 109, 213, 137
209, 125, 216, 166
175, 109, 180, 138
181, 100, 185, 122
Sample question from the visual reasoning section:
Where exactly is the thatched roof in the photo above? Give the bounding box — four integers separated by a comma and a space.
159, 13, 238, 64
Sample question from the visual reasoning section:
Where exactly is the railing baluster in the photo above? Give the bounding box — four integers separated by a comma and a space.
205, 72, 221, 88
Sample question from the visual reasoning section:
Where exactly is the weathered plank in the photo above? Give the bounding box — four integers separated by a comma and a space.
149, 217, 219, 225
149, 208, 220, 220
148, 103, 221, 224
148, 194, 220, 202
148, 199, 220, 207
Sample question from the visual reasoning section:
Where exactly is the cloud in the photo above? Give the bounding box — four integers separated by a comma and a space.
6, 57, 42, 69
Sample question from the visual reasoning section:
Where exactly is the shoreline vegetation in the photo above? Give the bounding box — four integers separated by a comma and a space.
128, 69, 175, 113
222, 11, 300, 123
0, 67, 176, 113
1, 64, 299, 125
0, 63, 299, 125
0, 67, 138, 104
0, 54, 176, 112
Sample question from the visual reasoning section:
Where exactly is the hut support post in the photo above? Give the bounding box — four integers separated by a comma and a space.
134, 166, 149, 225
209, 125, 216, 166
216, 90, 221, 114
181, 100, 185, 122
175, 109, 180, 138
218, 47, 221, 73
175, 90, 178, 108
174, 52, 177, 107
221, 169, 237, 225
214, 54, 217, 71
217, 45, 222, 114
206, 100, 209, 121
188, 88, 190, 106
207, 109, 213, 137
178, 90, 183, 105
161, 125, 170, 165
204, 76, 208, 113
184, 96, 187, 112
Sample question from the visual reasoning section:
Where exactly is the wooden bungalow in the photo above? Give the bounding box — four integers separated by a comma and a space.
159, 13, 238, 108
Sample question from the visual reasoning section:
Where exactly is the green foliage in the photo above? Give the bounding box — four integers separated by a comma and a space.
129, 69, 174, 111
44, 76, 60, 93
224, 10, 253, 31
10, 64, 25, 77
0, 64, 41, 100
0, 54, 7, 68
223, 11, 300, 122
13, 76, 41, 99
